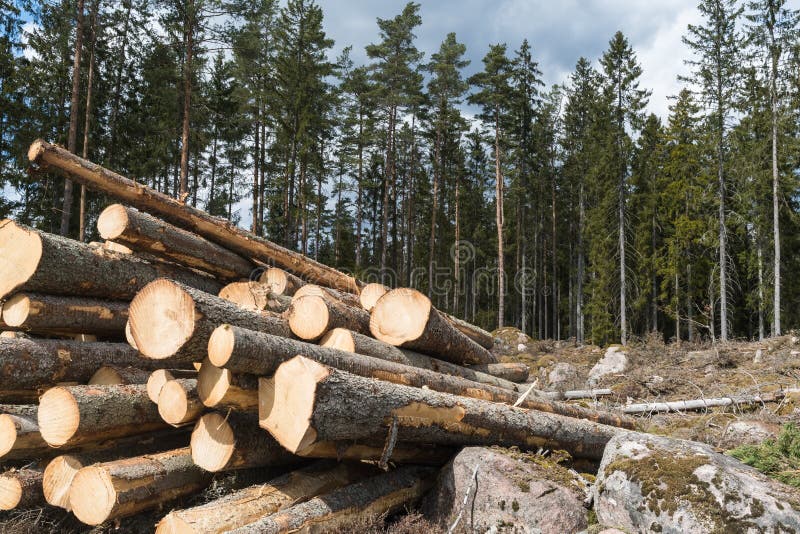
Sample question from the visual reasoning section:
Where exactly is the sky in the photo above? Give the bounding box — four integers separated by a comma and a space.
313, 0, 717, 119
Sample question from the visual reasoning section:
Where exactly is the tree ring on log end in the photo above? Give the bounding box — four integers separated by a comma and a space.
207, 325, 235, 367
147, 369, 175, 404
190, 412, 234, 472
319, 328, 356, 353
0, 474, 22, 510
288, 295, 329, 340
129, 279, 195, 360
0, 220, 42, 300
43, 455, 83, 509
38, 387, 80, 447
70, 465, 116, 525
369, 288, 432, 345
196, 363, 231, 408
96, 204, 130, 240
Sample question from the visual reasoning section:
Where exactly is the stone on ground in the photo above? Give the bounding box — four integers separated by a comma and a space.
588, 346, 628, 385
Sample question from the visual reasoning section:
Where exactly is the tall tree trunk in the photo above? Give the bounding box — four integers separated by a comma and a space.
380, 105, 395, 278
494, 109, 505, 328
59, 0, 86, 236
428, 119, 441, 298
179, 0, 195, 200
453, 174, 460, 313
758, 237, 765, 342
770, 20, 781, 337
618, 153, 627, 347
355, 109, 364, 268
107, 0, 132, 167
259, 112, 266, 232
551, 158, 558, 339
208, 133, 218, 209
78, 0, 98, 242
406, 114, 417, 286
577, 182, 584, 344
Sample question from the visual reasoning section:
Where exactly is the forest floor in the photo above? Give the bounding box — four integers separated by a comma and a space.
2, 333, 798, 533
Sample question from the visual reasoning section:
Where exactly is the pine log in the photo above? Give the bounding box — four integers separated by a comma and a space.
370, 288, 497, 365
467, 362, 529, 383
29, 140, 362, 293
147, 369, 198, 403
219, 281, 291, 313
190, 412, 297, 473
0, 219, 221, 301
261, 356, 623, 460
158, 379, 204, 426
320, 328, 521, 391
156, 461, 376, 534
259, 267, 305, 296
358, 282, 389, 311
98, 204, 255, 280
129, 278, 290, 362
42, 430, 191, 509
89, 365, 150, 385
210, 325, 634, 428
38, 384, 169, 448
68, 447, 210, 525
293, 283, 361, 307
287, 294, 371, 341
227, 465, 436, 534
196, 361, 258, 410
1, 293, 129, 337
0, 404, 47, 460
0, 337, 163, 392
0, 467, 44, 510
444, 314, 495, 350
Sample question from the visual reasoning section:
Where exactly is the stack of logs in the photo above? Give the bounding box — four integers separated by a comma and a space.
0, 140, 634, 532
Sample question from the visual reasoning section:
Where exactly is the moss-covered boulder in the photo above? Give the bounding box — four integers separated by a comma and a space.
423, 446, 588, 533
594, 431, 800, 533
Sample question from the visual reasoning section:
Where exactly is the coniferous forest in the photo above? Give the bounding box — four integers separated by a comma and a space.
1, 0, 799, 345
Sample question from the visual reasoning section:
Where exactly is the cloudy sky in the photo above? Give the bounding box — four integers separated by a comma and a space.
314, 0, 730, 119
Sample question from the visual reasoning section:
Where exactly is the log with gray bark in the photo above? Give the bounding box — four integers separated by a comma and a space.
287, 294, 371, 341
37, 384, 169, 448
467, 362, 529, 383
190, 412, 297, 473
210, 325, 633, 428
259, 267, 305, 296
219, 281, 291, 313
29, 140, 362, 294
1, 293, 128, 337
261, 356, 623, 460
155, 461, 375, 534
0, 219, 221, 301
68, 447, 210, 525
0, 337, 163, 395
158, 378, 204, 426
98, 204, 255, 280
370, 288, 496, 365
128, 278, 290, 363
293, 283, 362, 307
88, 365, 150, 385
196, 361, 258, 411
227, 465, 436, 534
0, 404, 47, 460
320, 328, 521, 391
0, 467, 44, 510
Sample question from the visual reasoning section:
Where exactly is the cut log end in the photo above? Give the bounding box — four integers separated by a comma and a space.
125, 320, 138, 350
319, 328, 355, 353
0, 414, 17, 457
0, 220, 43, 300
207, 324, 235, 367
38, 387, 80, 447
219, 282, 267, 311
69, 465, 115, 525
288, 295, 329, 341
156, 514, 193, 534
158, 380, 200, 426
27, 138, 46, 164
0, 474, 22, 510
261, 357, 330, 454
369, 288, 431, 345
89, 366, 148, 386
129, 279, 195, 360
359, 283, 388, 312
96, 204, 130, 240
147, 369, 176, 403
197, 363, 247, 409
1, 293, 30, 327
43, 455, 83, 508
190, 412, 234, 472
261, 267, 303, 296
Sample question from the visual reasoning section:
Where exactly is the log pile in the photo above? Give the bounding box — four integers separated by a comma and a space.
0, 141, 638, 530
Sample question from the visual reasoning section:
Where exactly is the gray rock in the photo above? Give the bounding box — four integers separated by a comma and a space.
718, 420, 780, 450
424, 446, 588, 534
588, 346, 628, 385
594, 431, 800, 534
548, 362, 579, 390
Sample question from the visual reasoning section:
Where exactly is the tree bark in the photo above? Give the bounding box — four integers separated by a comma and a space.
156, 461, 376, 534
370, 288, 496, 365
219, 282, 291, 314
259, 267, 305, 296
227, 465, 436, 534
0, 405, 46, 460
0, 219, 221, 301
29, 140, 363, 293
128, 278, 289, 363
466, 363, 529, 383
189, 412, 297, 473
622, 390, 795, 414
1, 292, 128, 337
158, 378, 203, 426
288, 294, 371, 341
38, 384, 169, 448
495, 109, 505, 328
98, 204, 254, 280
444, 313, 494, 349
208, 327, 634, 428
262, 357, 622, 460
320, 328, 520, 392
0, 467, 44, 511
69, 447, 210, 525
0, 338, 163, 394
178, 0, 194, 199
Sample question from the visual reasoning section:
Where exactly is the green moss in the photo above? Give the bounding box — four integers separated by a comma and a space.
728, 423, 800, 488
499, 500, 505, 511
511, 500, 519, 512
516, 480, 530, 492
